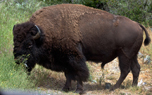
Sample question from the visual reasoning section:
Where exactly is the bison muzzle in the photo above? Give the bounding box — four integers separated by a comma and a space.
13, 4, 151, 94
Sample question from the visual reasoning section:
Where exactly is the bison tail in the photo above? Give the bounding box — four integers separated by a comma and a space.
139, 24, 151, 46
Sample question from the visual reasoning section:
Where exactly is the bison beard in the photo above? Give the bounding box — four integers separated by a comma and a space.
13, 4, 150, 94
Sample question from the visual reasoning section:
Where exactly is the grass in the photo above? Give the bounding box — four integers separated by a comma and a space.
0, 0, 152, 94
0, 0, 48, 90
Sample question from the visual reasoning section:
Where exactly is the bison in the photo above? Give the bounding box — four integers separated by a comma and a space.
13, 4, 151, 94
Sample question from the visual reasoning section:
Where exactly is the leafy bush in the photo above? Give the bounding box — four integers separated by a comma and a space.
81, 0, 109, 11
39, 0, 152, 26
107, 0, 152, 26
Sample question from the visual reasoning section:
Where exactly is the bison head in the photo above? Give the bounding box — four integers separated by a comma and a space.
13, 22, 44, 73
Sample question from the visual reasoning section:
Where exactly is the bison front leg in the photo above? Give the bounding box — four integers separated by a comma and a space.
25, 62, 36, 75
63, 43, 89, 93
75, 78, 85, 94
26, 67, 32, 75
62, 72, 72, 92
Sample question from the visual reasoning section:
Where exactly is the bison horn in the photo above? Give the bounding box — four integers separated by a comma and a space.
33, 25, 41, 39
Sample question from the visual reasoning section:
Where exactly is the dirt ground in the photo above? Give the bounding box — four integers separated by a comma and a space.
34, 57, 152, 95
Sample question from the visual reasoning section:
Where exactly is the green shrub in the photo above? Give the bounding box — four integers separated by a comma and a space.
81, 0, 108, 10
107, 0, 152, 26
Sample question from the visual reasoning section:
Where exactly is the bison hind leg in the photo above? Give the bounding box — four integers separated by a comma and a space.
110, 54, 131, 91
130, 55, 140, 86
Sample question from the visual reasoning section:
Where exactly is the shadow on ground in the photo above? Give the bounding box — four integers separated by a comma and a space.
29, 68, 110, 92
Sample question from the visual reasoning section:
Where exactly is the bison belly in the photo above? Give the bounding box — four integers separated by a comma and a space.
82, 41, 117, 63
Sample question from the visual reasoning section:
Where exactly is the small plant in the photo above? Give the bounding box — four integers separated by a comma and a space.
98, 69, 105, 85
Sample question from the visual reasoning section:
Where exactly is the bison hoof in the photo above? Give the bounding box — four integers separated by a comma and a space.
109, 87, 115, 91
62, 87, 70, 92
109, 86, 118, 91
75, 89, 85, 94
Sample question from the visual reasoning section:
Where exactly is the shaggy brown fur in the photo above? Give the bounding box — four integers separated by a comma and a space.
13, 4, 151, 94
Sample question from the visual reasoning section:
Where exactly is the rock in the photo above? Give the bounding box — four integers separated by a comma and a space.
91, 80, 97, 83
138, 79, 143, 87
105, 83, 112, 89
138, 79, 146, 87
138, 52, 144, 58
144, 55, 151, 64
144, 86, 152, 91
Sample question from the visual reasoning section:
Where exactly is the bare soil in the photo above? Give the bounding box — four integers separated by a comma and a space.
33, 57, 152, 95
